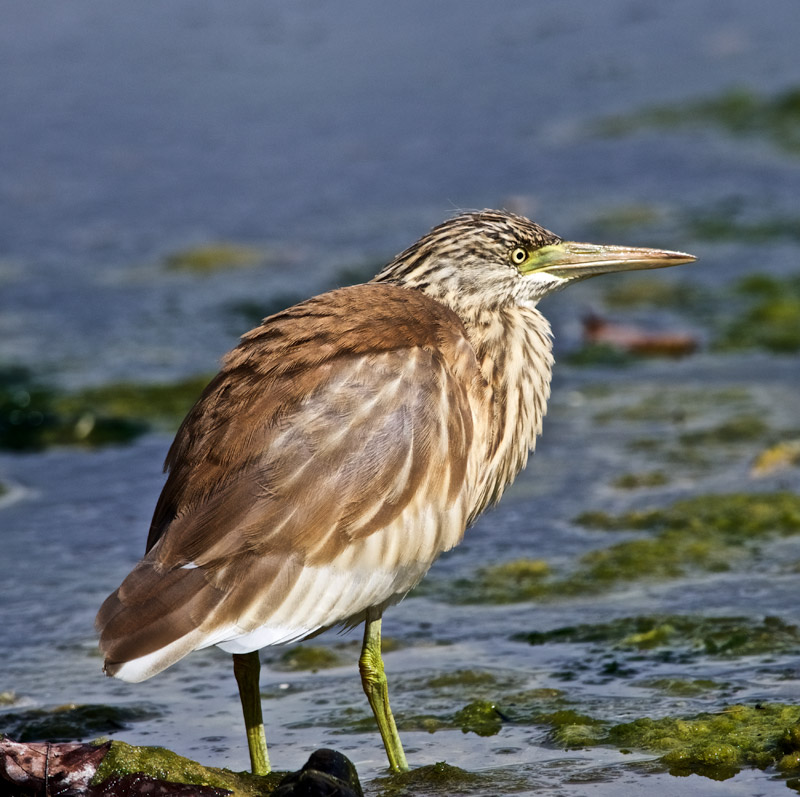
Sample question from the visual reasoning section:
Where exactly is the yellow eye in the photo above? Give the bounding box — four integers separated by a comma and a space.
510, 246, 528, 265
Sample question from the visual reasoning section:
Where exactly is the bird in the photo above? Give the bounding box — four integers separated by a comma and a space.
96, 210, 695, 775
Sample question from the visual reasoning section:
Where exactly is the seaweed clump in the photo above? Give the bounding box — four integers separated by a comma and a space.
715, 273, 800, 354
598, 86, 800, 155
432, 493, 800, 604
516, 614, 800, 659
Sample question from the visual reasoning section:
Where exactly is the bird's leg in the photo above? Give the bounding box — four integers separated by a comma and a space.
359, 609, 409, 773
232, 651, 270, 775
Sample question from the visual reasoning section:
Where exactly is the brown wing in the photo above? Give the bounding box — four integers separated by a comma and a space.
97, 284, 482, 680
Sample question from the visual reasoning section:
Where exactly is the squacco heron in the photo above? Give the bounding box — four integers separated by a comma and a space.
97, 210, 695, 774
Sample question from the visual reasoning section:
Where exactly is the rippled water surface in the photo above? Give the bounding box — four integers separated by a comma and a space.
2, 2, 800, 794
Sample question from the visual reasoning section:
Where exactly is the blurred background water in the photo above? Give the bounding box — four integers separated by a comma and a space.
2, 2, 800, 794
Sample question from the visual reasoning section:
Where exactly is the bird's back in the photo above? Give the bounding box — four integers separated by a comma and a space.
97, 283, 487, 682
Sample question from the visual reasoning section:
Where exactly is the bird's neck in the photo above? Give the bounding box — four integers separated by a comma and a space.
458, 303, 554, 519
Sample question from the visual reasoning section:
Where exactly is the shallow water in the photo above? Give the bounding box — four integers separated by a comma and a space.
2, 1, 800, 794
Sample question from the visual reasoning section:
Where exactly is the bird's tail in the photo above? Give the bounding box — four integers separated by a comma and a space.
96, 559, 227, 683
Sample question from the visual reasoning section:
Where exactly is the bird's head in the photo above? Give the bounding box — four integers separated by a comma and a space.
374, 209, 696, 316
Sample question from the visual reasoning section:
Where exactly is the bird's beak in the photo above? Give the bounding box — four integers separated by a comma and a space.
522, 241, 697, 279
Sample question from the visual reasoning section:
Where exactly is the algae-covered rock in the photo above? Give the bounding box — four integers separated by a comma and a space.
91, 740, 283, 796
372, 760, 527, 797
453, 700, 503, 737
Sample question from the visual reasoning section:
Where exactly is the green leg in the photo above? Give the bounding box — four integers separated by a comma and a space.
232, 651, 271, 775
359, 610, 409, 773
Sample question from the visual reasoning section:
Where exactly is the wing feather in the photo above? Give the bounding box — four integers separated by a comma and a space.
98, 284, 483, 679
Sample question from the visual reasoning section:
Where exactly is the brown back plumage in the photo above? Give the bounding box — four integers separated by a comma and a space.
97, 284, 485, 677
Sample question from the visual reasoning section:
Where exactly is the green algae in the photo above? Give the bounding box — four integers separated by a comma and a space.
165, 243, 265, 273
424, 670, 502, 689
605, 704, 800, 778
1, 703, 160, 743
372, 760, 526, 797
452, 700, 503, 737
565, 343, 635, 367
516, 614, 800, 658
429, 493, 800, 604
601, 275, 706, 312
529, 699, 800, 781
677, 414, 769, 445
0, 366, 147, 450
688, 209, 800, 244
612, 471, 669, 489
586, 203, 663, 234
599, 386, 753, 425
575, 492, 800, 539
634, 677, 728, 697
715, 273, 800, 354
541, 709, 607, 747
0, 366, 213, 450
91, 740, 282, 796
271, 645, 345, 672
598, 86, 800, 154
57, 374, 210, 431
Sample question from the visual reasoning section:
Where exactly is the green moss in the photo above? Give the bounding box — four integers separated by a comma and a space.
689, 211, 800, 244
575, 492, 800, 539
594, 387, 754, 427
0, 366, 213, 450
165, 243, 264, 273
608, 704, 800, 778
715, 273, 800, 353
424, 670, 500, 689
430, 494, 800, 604
612, 471, 669, 489
678, 414, 769, 445
57, 375, 210, 431
1, 703, 160, 743
601, 276, 705, 311
587, 204, 662, 234
565, 344, 635, 367
272, 645, 345, 672
0, 366, 146, 450
752, 440, 800, 477
634, 678, 727, 697
542, 709, 606, 747
91, 740, 282, 795
516, 614, 800, 658
453, 700, 503, 737
372, 761, 528, 797
599, 86, 800, 154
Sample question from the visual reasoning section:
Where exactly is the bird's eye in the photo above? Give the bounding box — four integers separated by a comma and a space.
510, 247, 528, 265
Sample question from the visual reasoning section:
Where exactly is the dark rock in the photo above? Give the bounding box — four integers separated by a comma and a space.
272, 749, 363, 797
